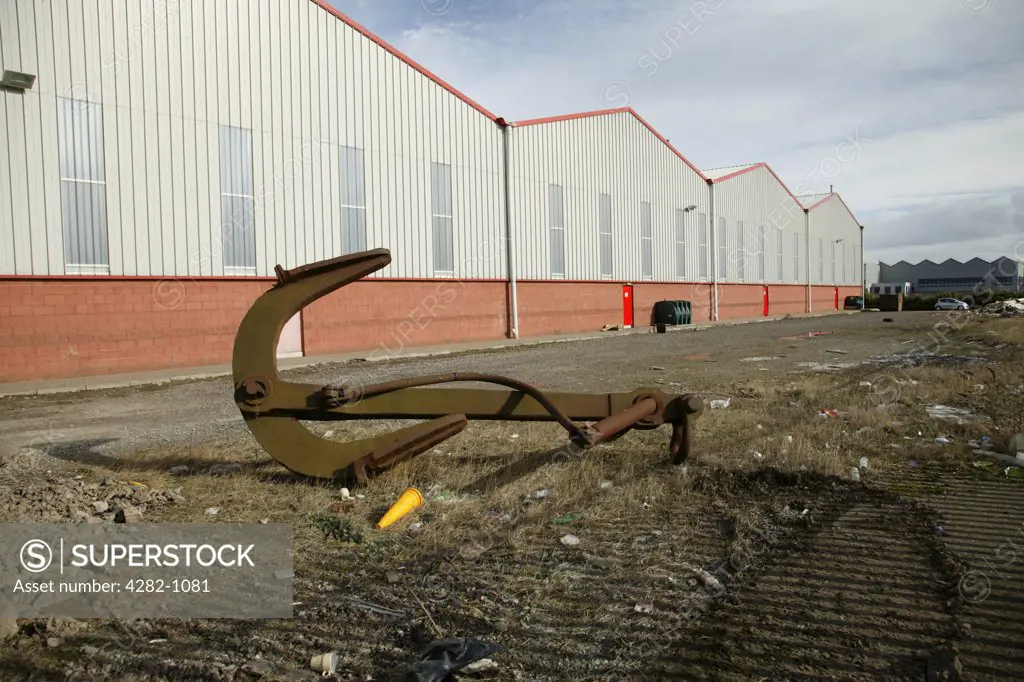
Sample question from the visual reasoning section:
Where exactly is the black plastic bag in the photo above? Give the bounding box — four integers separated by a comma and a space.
404, 637, 501, 682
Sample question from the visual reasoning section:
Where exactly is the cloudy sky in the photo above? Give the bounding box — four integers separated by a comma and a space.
332, 0, 1024, 266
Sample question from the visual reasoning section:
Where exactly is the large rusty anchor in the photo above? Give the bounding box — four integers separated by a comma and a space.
232, 248, 704, 485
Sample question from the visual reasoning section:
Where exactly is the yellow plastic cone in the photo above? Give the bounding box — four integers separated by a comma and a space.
376, 487, 423, 529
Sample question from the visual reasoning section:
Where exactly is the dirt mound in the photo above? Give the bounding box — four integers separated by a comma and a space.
0, 475, 185, 524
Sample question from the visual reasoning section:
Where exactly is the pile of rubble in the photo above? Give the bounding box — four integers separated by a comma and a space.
2, 476, 184, 524
980, 298, 1024, 317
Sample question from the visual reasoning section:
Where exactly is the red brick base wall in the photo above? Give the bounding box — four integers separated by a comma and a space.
303, 279, 508, 358
0, 277, 861, 384
768, 285, 808, 316
516, 282, 620, 337
0, 278, 273, 382
516, 281, 714, 337
811, 285, 838, 312
717, 285, 766, 320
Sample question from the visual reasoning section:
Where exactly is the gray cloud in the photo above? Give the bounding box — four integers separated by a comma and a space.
332, 0, 1024, 263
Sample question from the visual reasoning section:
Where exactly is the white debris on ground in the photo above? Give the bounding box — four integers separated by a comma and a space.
710, 398, 731, 409
980, 298, 1024, 317
926, 405, 977, 424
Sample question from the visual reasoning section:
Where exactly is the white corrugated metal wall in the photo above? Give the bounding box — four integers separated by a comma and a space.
0, 0, 506, 280
507, 111, 711, 282
710, 166, 805, 285
807, 196, 861, 286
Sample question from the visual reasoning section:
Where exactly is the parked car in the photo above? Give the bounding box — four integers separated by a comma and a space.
934, 297, 969, 311
843, 295, 863, 310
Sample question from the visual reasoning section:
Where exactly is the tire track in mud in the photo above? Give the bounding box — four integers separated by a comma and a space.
644, 486, 969, 682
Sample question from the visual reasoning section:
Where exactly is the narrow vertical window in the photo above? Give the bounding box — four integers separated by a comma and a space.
818, 238, 824, 283
758, 225, 767, 282
717, 216, 727, 280
58, 98, 109, 271
549, 184, 565, 277
736, 221, 745, 281
793, 233, 800, 282
599, 193, 612, 277
698, 213, 708, 279
675, 208, 686, 279
339, 145, 366, 254
841, 243, 847, 283
431, 162, 454, 274
219, 125, 256, 271
776, 229, 784, 282
640, 201, 653, 279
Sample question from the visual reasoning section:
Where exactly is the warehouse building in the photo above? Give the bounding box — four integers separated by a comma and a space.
872, 258, 1023, 295
0, 0, 862, 384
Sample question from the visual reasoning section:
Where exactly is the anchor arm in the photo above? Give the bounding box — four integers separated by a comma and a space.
232, 248, 704, 485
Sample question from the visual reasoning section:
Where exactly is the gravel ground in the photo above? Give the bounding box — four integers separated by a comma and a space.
3, 310, 1023, 681
0, 312, 928, 463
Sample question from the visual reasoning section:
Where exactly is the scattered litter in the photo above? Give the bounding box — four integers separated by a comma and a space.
974, 451, 1024, 469
740, 356, 781, 362
634, 603, 656, 614
859, 457, 870, 471
856, 426, 873, 435
167, 465, 189, 476
323, 430, 335, 439
208, 463, 243, 476
346, 597, 406, 618
968, 437, 994, 450
464, 659, 499, 674
483, 510, 513, 523
826, 349, 849, 355
690, 567, 723, 592
599, 480, 614, 491
601, 324, 620, 332
340, 487, 352, 501
560, 534, 581, 547
710, 398, 731, 409
859, 381, 873, 388
533, 489, 551, 500
650, 366, 666, 371
750, 451, 764, 460
980, 297, 1024, 317
204, 507, 219, 517
356, 494, 366, 500
927, 405, 976, 424
936, 437, 951, 445
405, 638, 501, 682
148, 638, 168, 645
850, 468, 861, 482
1008, 433, 1024, 456
817, 409, 840, 418
973, 384, 986, 392
785, 435, 794, 444
408, 522, 424, 534
756, 424, 764, 430
510, 433, 519, 439
309, 651, 339, 675
551, 512, 581, 525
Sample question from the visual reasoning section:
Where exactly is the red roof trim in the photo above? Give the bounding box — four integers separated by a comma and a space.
806, 192, 862, 226
708, 163, 763, 183
307, 0, 500, 122
513, 107, 710, 181
710, 162, 806, 211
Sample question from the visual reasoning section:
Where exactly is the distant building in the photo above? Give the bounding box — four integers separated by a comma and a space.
872, 258, 1024, 295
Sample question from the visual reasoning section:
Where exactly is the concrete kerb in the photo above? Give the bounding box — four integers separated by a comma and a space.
0, 310, 859, 398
